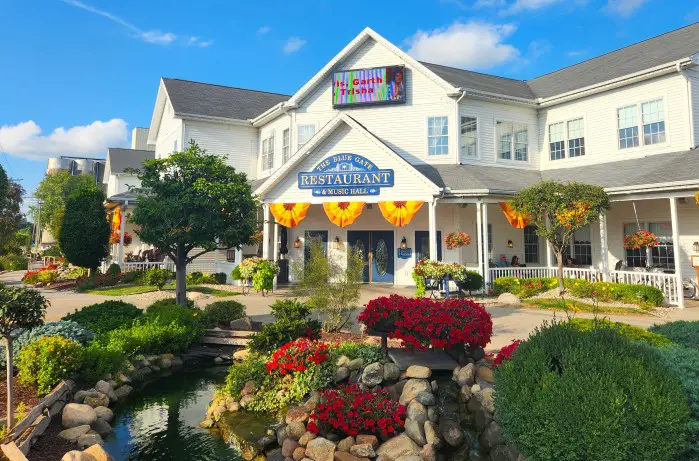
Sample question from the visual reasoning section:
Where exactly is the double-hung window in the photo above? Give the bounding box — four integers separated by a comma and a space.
428, 116, 449, 156
261, 134, 274, 171
549, 122, 565, 160
460, 116, 477, 158
618, 105, 640, 149
497, 121, 528, 161
282, 129, 290, 163
567, 118, 585, 157
641, 99, 666, 145
624, 222, 674, 269
549, 118, 585, 161
618, 99, 666, 149
523, 225, 539, 264
297, 125, 316, 150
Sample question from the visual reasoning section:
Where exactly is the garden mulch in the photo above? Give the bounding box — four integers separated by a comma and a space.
25, 416, 75, 461
0, 376, 41, 420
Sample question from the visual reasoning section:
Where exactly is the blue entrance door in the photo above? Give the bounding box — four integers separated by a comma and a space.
348, 231, 394, 283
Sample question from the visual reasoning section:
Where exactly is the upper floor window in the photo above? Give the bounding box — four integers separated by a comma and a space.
641, 99, 666, 145
460, 116, 477, 158
261, 134, 274, 171
549, 122, 565, 161
297, 125, 316, 150
282, 129, 290, 163
618, 105, 640, 149
428, 117, 449, 156
567, 118, 585, 157
497, 121, 528, 161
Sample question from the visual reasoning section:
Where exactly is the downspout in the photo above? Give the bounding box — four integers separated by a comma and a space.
684, 70, 696, 149
454, 89, 467, 164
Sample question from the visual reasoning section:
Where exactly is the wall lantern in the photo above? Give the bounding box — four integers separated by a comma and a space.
507, 240, 514, 248
294, 237, 302, 249
400, 236, 408, 249
334, 236, 344, 249
694, 242, 699, 252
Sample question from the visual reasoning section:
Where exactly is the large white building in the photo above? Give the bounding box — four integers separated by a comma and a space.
139, 24, 699, 306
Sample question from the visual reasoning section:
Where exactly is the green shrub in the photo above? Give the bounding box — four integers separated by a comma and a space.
566, 279, 664, 307
213, 272, 227, 285
248, 300, 321, 354
145, 301, 202, 331
1, 320, 94, 368
203, 300, 245, 327
145, 297, 194, 311
121, 270, 144, 284
0, 254, 28, 270
62, 301, 142, 334
650, 321, 699, 349
458, 270, 483, 295
143, 267, 171, 289
106, 263, 121, 276
221, 355, 268, 399
80, 342, 127, 382
16, 336, 83, 395
567, 318, 673, 348
103, 317, 199, 356
36, 270, 58, 285
231, 265, 242, 281
412, 272, 425, 297
493, 277, 557, 298
252, 260, 278, 294
495, 322, 690, 461
330, 342, 385, 364
43, 245, 62, 257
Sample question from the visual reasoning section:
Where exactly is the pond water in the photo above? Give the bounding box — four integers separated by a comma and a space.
101, 366, 243, 461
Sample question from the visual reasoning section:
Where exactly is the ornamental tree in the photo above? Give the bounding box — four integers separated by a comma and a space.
130, 142, 258, 306
511, 181, 610, 291
58, 188, 110, 274
31, 170, 96, 239
0, 287, 48, 429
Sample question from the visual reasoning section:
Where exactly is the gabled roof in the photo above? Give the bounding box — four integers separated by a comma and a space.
162, 78, 289, 121
421, 62, 536, 100
106, 148, 154, 174
415, 163, 541, 193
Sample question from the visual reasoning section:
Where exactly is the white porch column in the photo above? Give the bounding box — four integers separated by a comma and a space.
482, 202, 490, 287
262, 204, 271, 260
428, 200, 438, 261
476, 201, 484, 278
670, 197, 685, 308
599, 212, 610, 282
118, 203, 126, 269
272, 222, 280, 290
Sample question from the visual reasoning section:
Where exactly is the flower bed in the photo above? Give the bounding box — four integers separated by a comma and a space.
358, 295, 492, 350
265, 338, 329, 376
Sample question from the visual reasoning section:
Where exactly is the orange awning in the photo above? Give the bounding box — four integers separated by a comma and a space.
378, 201, 424, 227
270, 203, 311, 228
323, 202, 365, 228
499, 202, 530, 229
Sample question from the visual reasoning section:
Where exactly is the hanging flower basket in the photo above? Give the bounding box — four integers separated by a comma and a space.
695, 190, 699, 204
444, 232, 472, 250
624, 230, 658, 250
109, 232, 133, 246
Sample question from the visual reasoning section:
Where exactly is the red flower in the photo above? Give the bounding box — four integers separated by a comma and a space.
264, 338, 330, 378
493, 339, 521, 368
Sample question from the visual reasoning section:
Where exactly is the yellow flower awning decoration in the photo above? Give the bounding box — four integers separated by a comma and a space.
111, 206, 122, 232
270, 203, 311, 228
378, 201, 424, 227
323, 202, 365, 228
499, 202, 530, 229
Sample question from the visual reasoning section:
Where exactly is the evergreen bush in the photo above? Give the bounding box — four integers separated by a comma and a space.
650, 321, 699, 349
62, 300, 142, 334
248, 299, 321, 353
203, 300, 245, 327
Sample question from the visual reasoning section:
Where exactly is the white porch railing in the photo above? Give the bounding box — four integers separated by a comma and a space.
122, 261, 173, 272
608, 270, 679, 306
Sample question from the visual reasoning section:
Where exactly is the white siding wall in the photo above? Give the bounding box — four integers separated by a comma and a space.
538, 73, 691, 170
458, 99, 540, 169
257, 114, 292, 179
154, 101, 182, 160
184, 120, 260, 179
106, 174, 141, 199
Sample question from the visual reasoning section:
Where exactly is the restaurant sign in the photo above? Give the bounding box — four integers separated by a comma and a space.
298, 154, 394, 197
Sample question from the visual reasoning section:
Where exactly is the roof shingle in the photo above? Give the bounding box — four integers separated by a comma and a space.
106, 148, 154, 174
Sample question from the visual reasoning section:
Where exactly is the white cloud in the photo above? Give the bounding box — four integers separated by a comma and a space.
405, 21, 519, 70
187, 36, 214, 48
61, 0, 209, 46
527, 39, 551, 59
605, 0, 649, 17
502, 0, 562, 14
0, 119, 128, 160
257, 26, 271, 35
283, 37, 307, 54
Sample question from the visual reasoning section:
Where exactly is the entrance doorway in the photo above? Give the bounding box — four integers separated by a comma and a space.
347, 231, 394, 283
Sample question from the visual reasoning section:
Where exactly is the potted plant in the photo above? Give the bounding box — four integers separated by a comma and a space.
623, 230, 658, 250
444, 232, 472, 250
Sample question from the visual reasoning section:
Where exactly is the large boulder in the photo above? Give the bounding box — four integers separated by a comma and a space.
58, 425, 91, 443
91, 419, 112, 437
439, 420, 464, 448
77, 432, 104, 449
355, 435, 378, 448
94, 380, 112, 395
479, 422, 505, 450
283, 439, 302, 457
382, 363, 400, 381
305, 437, 336, 461
286, 406, 310, 424
424, 421, 441, 449
230, 316, 254, 330
474, 388, 495, 414
350, 444, 376, 458
334, 367, 350, 383
496, 293, 521, 305
287, 421, 307, 440
399, 379, 431, 405
93, 406, 113, 423
113, 385, 133, 400
83, 445, 115, 461
63, 404, 97, 428
375, 434, 421, 460
84, 393, 110, 408
337, 436, 355, 452
361, 362, 384, 387
404, 418, 426, 446
299, 431, 317, 447
475, 366, 495, 385
407, 401, 427, 424
414, 392, 435, 406
405, 366, 431, 379
453, 364, 475, 387
61, 451, 97, 461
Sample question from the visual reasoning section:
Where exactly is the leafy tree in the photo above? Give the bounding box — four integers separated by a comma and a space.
31, 171, 96, 239
0, 287, 48, 429
292, 238, 364, 332
58, 188, 110, 273
130, 142, 258, 306
511, 180, 610, 291
0, 182, 26, 253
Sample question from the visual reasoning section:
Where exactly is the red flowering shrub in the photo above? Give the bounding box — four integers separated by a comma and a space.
358, 295, 492, 350
493, 339, 521, 368
265, 338, 330, 376
308, 385, 406, 438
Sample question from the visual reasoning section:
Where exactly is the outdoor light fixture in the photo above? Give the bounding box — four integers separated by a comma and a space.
507, 240, 514, 248
334, 236, 344, 249
694, 242, 699, 252
293, 237, 302, 249
400, 236, 408, 249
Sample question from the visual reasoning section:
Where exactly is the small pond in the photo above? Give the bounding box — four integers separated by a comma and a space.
101, 366, 243, 461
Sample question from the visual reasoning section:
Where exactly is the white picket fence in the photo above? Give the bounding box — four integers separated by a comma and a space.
122, 261, 173, 272
608, 270, 679, 305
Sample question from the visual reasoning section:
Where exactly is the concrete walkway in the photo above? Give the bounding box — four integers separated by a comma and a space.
4, 271, 699, 352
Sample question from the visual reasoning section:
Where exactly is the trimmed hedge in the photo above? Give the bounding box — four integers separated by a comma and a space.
203, 300, 246, 327
567, 318, 673, 348
495, 322, 690, 461
649, 321, 699, 349
248, 299, 321, 354
62, 300, 142, 334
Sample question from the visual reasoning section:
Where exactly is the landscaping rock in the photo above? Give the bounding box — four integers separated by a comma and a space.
361, 362, 383, 387
334, 367, 350, 383
305, 437, 336, 461
480, 422, 505, 450
424, 421, 441, 448
405, 365, 431, 379
375, 434, 420, 460
453, 364, 475, 387
233, 349, 250, 361
113, 385, 133, 400
83, 444, 114, 461
488, 445, 510, 461
91, 419, 112, 437
63, 404, 97, 428
471, 383, 481, 394
294, 446, 307, 461
496, 293, 521, 305
440, 420, 464, 448
336, 355, 350, 368
241, 380, 256, 396
283, 439, 302, 457
347, 358, 364, 371
337, 436, 355, 452
266, 448, 284, 461
287, 421, 307, 440
407, 401, 427, 424
77, 432, 104, 449
230, 316, 254, 330
430, 380, 438, 393
355, 435, 378, 448
58, 425, 91, 442
476, 366, 495, 384
73, 390, 89, 404
304, 392, 320, 411
415, 392, 436, 406
61, 451, 97, 461
286, 406, 310, 424
84, 393, 110, 408
239, 394, 254, 408
399, 379, 431, 405
227, 400, 241, 413
427, 407, 439, 423
382, 363, 400, 381
171, 357, 183, 368
388, 380, 407, 402
299, 431, 317, 447
350, 443, 375, 458
474, 388, 495, 414
94, 380, 112, 395
334, 452, 369, 461
404, 418, 427, 446
276, 425, 289, 446
421, 444, 437, 461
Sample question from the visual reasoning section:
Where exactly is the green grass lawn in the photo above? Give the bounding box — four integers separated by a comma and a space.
523, 298, 652, 315
85, 282, 239, 297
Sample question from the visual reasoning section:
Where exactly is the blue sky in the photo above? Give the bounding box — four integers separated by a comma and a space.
0, 0, 697, 211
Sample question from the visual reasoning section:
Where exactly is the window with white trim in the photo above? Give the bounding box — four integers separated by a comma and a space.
559, 225, 592, 265
618, 105, 640, 149
641, 99, 666, 145
297, 125, 315, 150
460, 116, 477, 158
428, 117, 449, 156
549, 122, 565, 161
524, 225, 539, 264
567, 118, 585, 157
282, 129, 290, 163
497, 121, 528, 161
260, 134, 274, 171
624, 222, 674, 269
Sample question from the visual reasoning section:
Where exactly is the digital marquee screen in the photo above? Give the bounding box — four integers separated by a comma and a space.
332, 65, 406, 108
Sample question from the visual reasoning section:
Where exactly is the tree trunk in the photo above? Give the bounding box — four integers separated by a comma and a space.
175, 243, 187, 307
5, 337, 14, 429
556, 252, 565, 293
